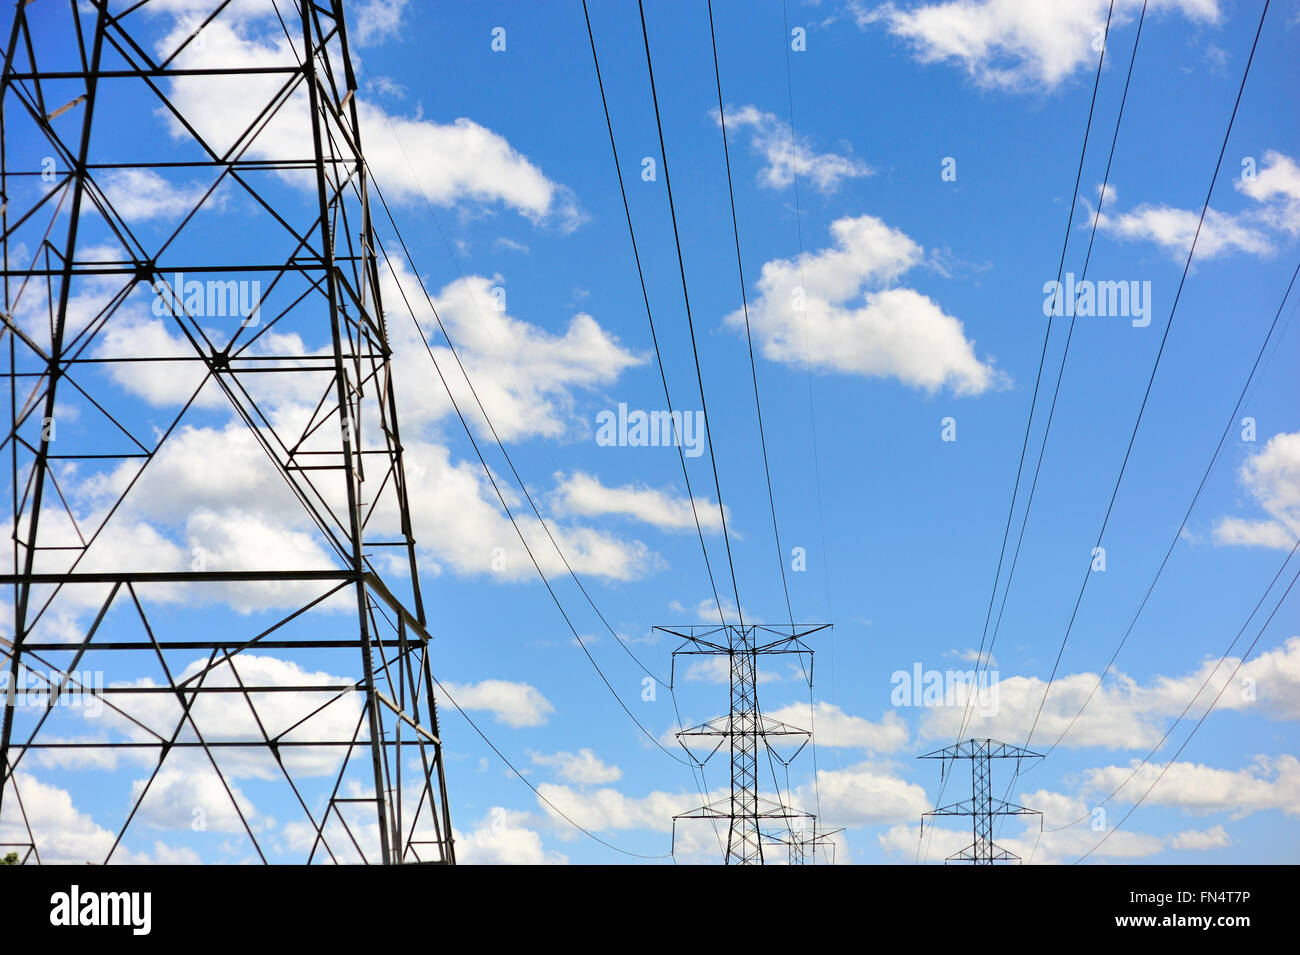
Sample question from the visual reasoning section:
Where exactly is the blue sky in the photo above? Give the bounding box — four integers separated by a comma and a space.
3, 0, 1299, 864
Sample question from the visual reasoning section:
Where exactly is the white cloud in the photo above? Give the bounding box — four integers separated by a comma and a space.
859, 0, 1220, 91
99, 168, 223, 222
441, 678, 555, 728
1090, 153, 1300, 261
534, 782, 696, 833
1214, 429, 1300, 549
157, 19, 582, 228
0, 771, 202, 864
1169, 824, 1231, 849
551, 472, 725, 533
130, 757, 260, 833
1090, 193, 1274, 261
919, 637, 1300, 748
791, 761, 931, 826
1081, 754, 1300, 817
718, 105, 871, 193
765, 701, 910, 752
388, 266, 644, 443
455, 808, 567, 864
350, 0, 410, 46
1237, 150, 1300, 236
726, 214, 1003, 394
679, 655, 782, 685
531, 748, 623, 784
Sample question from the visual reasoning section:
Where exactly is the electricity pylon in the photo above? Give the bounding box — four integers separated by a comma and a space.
660, 622, 830, 864
0, 0, 453, 863
919, 739, 1041, 864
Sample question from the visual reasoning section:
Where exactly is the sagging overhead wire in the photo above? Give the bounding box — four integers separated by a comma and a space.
579, 0, 728, 632
1073, 550, 1300, 864
638, 0, 747, 630
1021, 0, 1273, 754
368, 197, 691, 769
1041, 258, 1300, 758
995, 0, 1274, 850
922, 0, 1120, 865
431, 672, 673, 861
1031, 538, 1299, 860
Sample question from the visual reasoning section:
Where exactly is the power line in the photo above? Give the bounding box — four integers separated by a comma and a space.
974, 0, 1151, 719
1041, 258, 1300, 757
638, 0, 746, 629
581, 1, 750, 857
706, 0, 804, 854
923, 0, 1119, 865
993, 0, 1275, 851
579, 0, 728, 632
781, 0, 831, 822
706, 0, 795, 630
1022, 0, 1272, 751
1032, 538, 1299, 859
352, 55, 673, 694
369, 210, 692, 769
430, 672, 673, 861
1073, 549, 1300, 863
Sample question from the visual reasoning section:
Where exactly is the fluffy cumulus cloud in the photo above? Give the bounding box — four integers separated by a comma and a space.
765, 701, 911, 753
717, 105, 871, 193
455, 808, 567, 865
531, 748, 623, 784
726, 214, 1003, 394
151, 10, 581, 228
440, 678, 555, 728
1214, 429, 1300, 549
918, 637, 1300, 748
1088, 152, 1300, 261
857, 0, 1220, 91
1080, 754, 1300, 817
349, 0, 411, 46
386, 264, 644, 442
0, 772, 201, 865
98, 168, 227, 223
791, 761, 932, 826
551, 472, 725, 533
880, 815, 1228, 864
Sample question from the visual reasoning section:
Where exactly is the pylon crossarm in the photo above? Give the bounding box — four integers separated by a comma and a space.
926, 799, 1041, 818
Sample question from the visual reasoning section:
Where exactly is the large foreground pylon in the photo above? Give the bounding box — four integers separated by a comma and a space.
0, 0, 453, 864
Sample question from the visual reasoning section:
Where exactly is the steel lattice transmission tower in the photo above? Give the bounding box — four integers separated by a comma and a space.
660, 623, 831, 865
919, 739, 1041, 865
0, 0, 454, 863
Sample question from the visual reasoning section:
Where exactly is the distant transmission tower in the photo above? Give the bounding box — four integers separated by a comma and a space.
0, 0, 454, 863
919, 739, 1041, 865
660, 622, 830, 864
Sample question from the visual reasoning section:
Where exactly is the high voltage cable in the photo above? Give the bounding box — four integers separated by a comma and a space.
1030, 538, 1299, 860
430, 672, 673, 860
580, 0, 728, 631
971, 0, 1152, 731
781, 0, 830, 828
1022, 0, 1272, 752
349, 58, 672, 694
360, 17, 727, 855
707, 0, 795, 631
706, 0, 804, 855
1073, 551, 1300, 863
921, 0, 1119, 865
369, 213, 691, 769
993, 0, 1274, 849
1041, 258, 1300, 758
580, 2, 744, 856
639, 0, 747, 628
